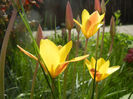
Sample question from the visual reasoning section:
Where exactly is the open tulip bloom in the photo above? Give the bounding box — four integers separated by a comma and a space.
17, 39, 89, 78
85, 57, 120, 82
73, 9, 105, 39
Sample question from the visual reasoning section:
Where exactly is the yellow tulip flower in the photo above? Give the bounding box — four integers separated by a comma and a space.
17, 39, 89, 78
73, 9, 105, 39
85, 57, 120, 82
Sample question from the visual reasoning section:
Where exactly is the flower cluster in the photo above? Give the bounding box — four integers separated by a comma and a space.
124, 48, 133, 63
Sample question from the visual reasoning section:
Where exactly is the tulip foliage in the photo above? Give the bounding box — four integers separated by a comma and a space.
2, 0, 132, 99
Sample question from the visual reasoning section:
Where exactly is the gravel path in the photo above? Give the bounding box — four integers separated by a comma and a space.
33, 25, 133, 37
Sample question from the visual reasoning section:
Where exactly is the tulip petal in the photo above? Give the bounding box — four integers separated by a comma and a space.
82, 9, 90, 26
85, 59, 92, 70
97, 74, 109, 81
99, 13, 105, 22
54, 62, 69, 78
99, 60, 110, 73
54, 54, 89, 78
88, 11, 99, 26
73, 19, 82, 28
107, 66, 120, 74
66, 54, 89, 63
86, 23, 99, 38
91, 57, 96, 68
59, 41, 72, 62
17, 45, 38, 61
40, 39, 60, 71
97, 58, 106, 70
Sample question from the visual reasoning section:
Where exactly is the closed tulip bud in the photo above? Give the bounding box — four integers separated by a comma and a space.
65, 1, 74, 30
110, 16, 115, 37
95, 0, 102, 14
101, 0, 106, 14
36, 24, 43, 46
75, 15, 81, 33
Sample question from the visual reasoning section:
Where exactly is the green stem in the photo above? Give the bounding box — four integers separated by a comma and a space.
91, 30, 100, 99
95, 82, 98, 99
108, 36, 114, 56
72, 31, 80, 98
0, 9, 17, 99
58, 76, 61, 99
68, 29, 71, 41
30, 63, 39, 99
100, 18, 105, 57
95, 30, 100, 59
83, 38, 88, 80
84, 39, 88, 55
63, 29, 71, 99
81, 38, 88, 97
51, 78, 55, 99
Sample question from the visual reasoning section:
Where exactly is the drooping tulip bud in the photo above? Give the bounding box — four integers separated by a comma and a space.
101, 0, 106, 14
65, 1, 74, 30
75, 15, 81, 33
95, 0, 101, 14
36, 24, 43, 46
110, 16, 115, 37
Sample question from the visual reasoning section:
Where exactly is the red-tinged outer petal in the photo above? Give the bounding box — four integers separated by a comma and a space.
36, 24, 43, 46
95, 0, 102, 13
66, 54, 89, 63
54, 63, 69, 78
66, 1, 74, 30
17, 45, 38, 61
53, 54, 89, 78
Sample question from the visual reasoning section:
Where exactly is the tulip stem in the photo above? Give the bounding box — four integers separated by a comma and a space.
0, 8, 17, 99
82, 38, 88, 97
91, 29, 100, 99
100, 17, 105, 57
84, 39, 88, 55
63, 29, 71, 99
83, 38, 88, 77
30, 63, 39, 99
72, 31, 80, 99
68, 29, 71, 41
58, 76, 61, 99
108, 35, 114, 56
95, 29, 100, 59
95, 82, 99, 99
51, 78, 55, 99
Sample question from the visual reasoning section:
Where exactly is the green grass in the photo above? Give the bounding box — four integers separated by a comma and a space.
4, 29, 133, 98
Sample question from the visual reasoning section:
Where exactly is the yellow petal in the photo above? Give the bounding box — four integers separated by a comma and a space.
91, 57, 96, 69
82, 9, 90, 26
54, 54, 89, 78
88, 11, 99, 26
17, 45, 38, 61
73, 19, 82, 28
54, 62, 69, 78
97, 73, 109, 82
65, 54, 89, 63
99, 13, 105, 22
59, 41, 72, 62
40, 39, 60, 72
99, 60, 110, 73
97, 58, 106, 70
107, 66, 120, 74
84, 19, 92, 35
81, 27, 88, 38
86, 23, 99, 38
58, 45, 62, 50
85, 59, 92, 70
